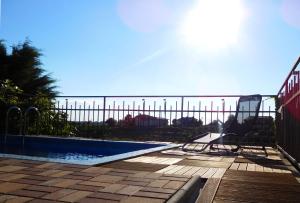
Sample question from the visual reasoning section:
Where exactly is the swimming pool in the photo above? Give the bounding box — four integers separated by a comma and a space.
0, 135, 176, 165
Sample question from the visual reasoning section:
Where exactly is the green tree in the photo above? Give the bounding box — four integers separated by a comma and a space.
0, 40, 57, 98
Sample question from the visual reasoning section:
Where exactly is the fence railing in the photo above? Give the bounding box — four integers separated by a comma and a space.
277, 56, 300, 163
54, 95, 276, 129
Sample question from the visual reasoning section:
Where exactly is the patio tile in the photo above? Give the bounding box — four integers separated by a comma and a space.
10, 189, 47, 198
63, 174, 92, 180
163, 181, 185, 190
42, 189, 76, 200
120, 196, 165, 203
0, 173, 28, 181
90, 175, 125, 183
36, 163, 60, 169
79, 197, 118, 203
141, 187, 176, 194
100, 184, 127, 193
88, 192, 128, 201
59, 190, 92, 202
79, 181, 110, 187
0, 182, 28, 193
13, 178, 44, 185
118, 180, 148, 187
0, 195, 33, 203
147, 179, 169, 188
69, 184, 105, 192
81, 167, 111, 174
25, 185, 60, 193
133, 191, 171, 199
29, 199, 64, 203
0, 166, 27, 172
116, 185, 142, 195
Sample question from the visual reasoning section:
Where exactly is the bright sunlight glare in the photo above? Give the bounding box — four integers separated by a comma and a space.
179, 0, 246, 51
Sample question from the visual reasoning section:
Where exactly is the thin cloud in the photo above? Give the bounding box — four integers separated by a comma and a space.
132, 48, 167, 67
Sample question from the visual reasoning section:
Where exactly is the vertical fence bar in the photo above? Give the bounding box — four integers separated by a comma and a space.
102, 97, 106, 125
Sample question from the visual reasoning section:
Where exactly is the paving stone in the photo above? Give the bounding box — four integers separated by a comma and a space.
79, 197, 118, 203
71, 172, 96, 177
10, 189, 47, 198
59, 190, 92, 202
42, 189, 76, 200
0, 173, 28, 181
120, 196, 164, 203
88, 192, 128, 201
163, 181, 185, 190
134, 191, 171, 199
116, 186, 142, 195
81, 167, 111, 174
36, 163, 59, 169
147, 179, 169, 188
141, 187, 176, 194
79, 181, 110, 187
29, 199, 64, 203
0, 182, 28, 193
69, 184, 105, 192
125, 177, 152, 183
0, 166, 27, 172
42, 179, 81, 188
25, 185, 60, 193
0, 195, 16, 202
13, 178, 44, 185
25, 175, 52, 181
90, 175, 125, 183
63, 175, 92, 180
118, 180, 148, 187
129, 172, 151, 178
38, 169, 62, 176
100, 184, 127, 193
3, 195, 33, 203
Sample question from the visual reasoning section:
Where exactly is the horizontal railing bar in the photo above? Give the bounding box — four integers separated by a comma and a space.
56, 95, 276, 98
52, 108, 275, 114
278, 56, 300, 95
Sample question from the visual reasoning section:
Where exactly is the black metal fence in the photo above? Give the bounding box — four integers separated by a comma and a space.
277, 56, 300, 163
53, 95, 275, 139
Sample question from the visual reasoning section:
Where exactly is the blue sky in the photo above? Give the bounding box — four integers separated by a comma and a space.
0, 0, 300, 96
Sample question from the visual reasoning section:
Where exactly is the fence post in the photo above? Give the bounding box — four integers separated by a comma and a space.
103, 96, 106, 125
181, 97, 184, 119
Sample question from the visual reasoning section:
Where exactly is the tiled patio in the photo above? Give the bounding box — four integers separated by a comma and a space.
0, 144, 299, 202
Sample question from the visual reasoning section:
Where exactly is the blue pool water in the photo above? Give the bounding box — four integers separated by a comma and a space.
0, 135, 176, 165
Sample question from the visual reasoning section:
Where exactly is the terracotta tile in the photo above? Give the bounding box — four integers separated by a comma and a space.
29, 199, 63, 203
81, 167, 111, 174
63, 175, 91, 180
13, 178, 43, 185
41, 179, 81, 188
50, 171, 73, 178
117, 186, 142, 196
79, 181, 110, 187
90, 175, 125, 183
163, 181, 185, 190
42, 189, 76, 200
25, 185, 60, 193
120, 196, 164, 203
133, 191, 171, 199
147, 180, 169, 188
0, 182, 28, 193
100, 184, 127, 193
38, 169, 62, 176
3, 196, 33, 203
10, 189, 47, 198
129, 172, 151, 178
88, 192, 128, 201
36, 163, 59, 169
0, 166, 26, 172
0, 195, 16, 202
141, 187, 176, 194
0, 173, 28, 181
59, 191, 92, 202
79, 197, 118, 203
118, 180, 148, 187
69, 184, 105, 192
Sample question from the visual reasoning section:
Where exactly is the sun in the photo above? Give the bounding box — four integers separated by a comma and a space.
179, 0, 246, 51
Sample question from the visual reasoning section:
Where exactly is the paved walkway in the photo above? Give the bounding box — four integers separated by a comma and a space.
0, 144, 299, 202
